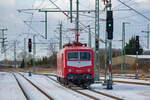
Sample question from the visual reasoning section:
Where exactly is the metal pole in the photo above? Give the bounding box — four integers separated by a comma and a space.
147, 24, 149, 49
106, 0, 113, 89
33, 35, 36, 73
104, 31, 108, 85
59, 22, 62, 49
76, 0, 79, 38
70, 0, 73, 23
135, 51, 139, 79
95, 0, 100, 82
2, 30, 5, 58
39, 9, 96, 13
121, 22, 126, 74
1, 29, 6, 60
45, 11, 48, 39
88, 26, 91, 48
14, 40, 17, 68
4, 45, 6, 60
141, 24, 150, 49
24, 38, 27, 71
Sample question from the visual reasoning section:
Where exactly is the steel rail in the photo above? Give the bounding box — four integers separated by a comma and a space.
12, 73, 29, 100
88, 89, 123, 100
18, 73, 55, 100
114, 80, 150, 86
45, 75, 99, 100
45, 75, 124, 100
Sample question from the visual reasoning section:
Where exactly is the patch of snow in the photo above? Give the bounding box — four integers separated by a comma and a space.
0, 72, 26, 100
127, 55, 150, 59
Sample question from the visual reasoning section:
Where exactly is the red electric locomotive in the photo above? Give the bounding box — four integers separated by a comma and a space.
57, 41, 95, 88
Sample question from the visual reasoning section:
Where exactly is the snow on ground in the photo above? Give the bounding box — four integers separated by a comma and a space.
23, 73, 93, 100
79, 89, 114, 100
0, 72, 26, 100
15, 73, 49, 100
1, 71, 150, 100
101, 76, 150, 83
113, 77, 150, 83
91, 80, 150, 100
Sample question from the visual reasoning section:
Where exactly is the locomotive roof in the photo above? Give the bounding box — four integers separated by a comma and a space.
65, 46, 91, 49
58, 46, 93, 54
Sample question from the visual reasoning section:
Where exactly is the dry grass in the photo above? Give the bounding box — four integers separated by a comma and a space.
112, 56, 136, 66
0, 67, 56, 74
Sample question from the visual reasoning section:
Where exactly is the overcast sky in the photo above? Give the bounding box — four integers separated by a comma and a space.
0, 0, 150, 61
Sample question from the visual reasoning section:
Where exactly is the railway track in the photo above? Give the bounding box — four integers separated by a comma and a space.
12, 73, 29, 100
45, 75, 99, 100
17, 73, 55, 100
113, 75, 150, 81
113, 80, 150, 86
45, 75, 123, 100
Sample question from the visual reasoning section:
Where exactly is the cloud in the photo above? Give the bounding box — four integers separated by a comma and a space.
135, 0, 150, 9
0, 0, 15, 7
136, 0, 149, 2
0, 0, 16, 25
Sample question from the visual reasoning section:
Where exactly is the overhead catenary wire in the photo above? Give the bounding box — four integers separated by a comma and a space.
113, 0, 133, 10
117, 0, 150, 22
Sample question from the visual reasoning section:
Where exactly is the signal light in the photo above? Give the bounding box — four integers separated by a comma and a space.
135, 36, 139, 52
106, 11, 113, 40
96, 39, 99, 51
28, 39, 32, 52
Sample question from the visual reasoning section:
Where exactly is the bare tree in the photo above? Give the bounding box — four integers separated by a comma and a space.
47, 42, 57, 56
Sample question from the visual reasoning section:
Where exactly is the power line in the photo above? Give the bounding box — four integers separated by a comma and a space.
117, 0, 150, 22
48, 0, 70, 18
115, 10, 150, 21
113, 0, 131, 9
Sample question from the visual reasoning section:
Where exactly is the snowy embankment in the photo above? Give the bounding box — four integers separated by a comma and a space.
0, 71, 150, 100
0, 72, 26, 100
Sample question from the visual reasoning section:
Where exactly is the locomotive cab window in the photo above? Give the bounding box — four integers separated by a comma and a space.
67, 52, 78, 60
67, 51, 91, 60
80, 52, 91, 60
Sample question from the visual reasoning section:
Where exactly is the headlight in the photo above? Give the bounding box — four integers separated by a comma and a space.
87, 69, 91, 72
68, 69, 72, 72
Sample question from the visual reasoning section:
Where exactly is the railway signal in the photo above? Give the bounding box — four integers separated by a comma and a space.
135, 36, 139, 52
105, 0, 113, 90
95, 39, 99, 51
106, 10, 113, 40
28, 39, 32, 52
135, 35, 139, 79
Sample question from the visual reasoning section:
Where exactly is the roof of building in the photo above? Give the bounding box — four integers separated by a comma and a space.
127, 55, 150, 59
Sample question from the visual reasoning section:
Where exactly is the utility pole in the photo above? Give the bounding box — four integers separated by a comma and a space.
70, 0, 73, 23
24, 38, 27, 71
106, 0, 113, 89
75, 0, 80, 43
122, 22, 126, 74
141, 24, 150, 49
33, 35, 36, 73
135, 36, 139, 79
88, 25, 91, 48
121, 22, 129, 74
95, 0, 100, 82
45, 11, 48, 39
0, 29, 7, 61
14, 40, 17, 68
59, 22, 62, 49
104, 31, 108, 85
